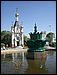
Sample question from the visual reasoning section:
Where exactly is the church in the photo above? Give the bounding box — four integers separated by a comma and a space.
11, 8, 24, 47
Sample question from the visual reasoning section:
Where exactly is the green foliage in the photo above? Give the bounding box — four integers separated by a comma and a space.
1, 43, 5, 47
23, 35, 29, 46
1, 31, 12, 47
50, 42, 56, 47
46, 32, 55, 44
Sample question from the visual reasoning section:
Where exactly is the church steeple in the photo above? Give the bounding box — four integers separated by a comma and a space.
11, 8, 24, 47
15, 8, 19, 21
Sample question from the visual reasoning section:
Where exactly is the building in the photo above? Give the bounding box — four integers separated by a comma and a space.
11, 8, 24, 47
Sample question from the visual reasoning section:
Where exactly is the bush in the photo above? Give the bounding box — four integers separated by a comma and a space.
51, 42, 56, 47
1, 43, 5, 47
49, 42, 56, 47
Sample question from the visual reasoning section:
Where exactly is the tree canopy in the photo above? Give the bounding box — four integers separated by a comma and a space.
1, 31, 12, 47
46, 32, 55, 47
23, 35, 29, 46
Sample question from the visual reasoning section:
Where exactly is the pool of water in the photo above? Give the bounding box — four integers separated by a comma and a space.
1, 51, 56, 74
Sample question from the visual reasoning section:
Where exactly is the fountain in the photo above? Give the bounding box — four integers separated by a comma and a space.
27, 23, 46, 52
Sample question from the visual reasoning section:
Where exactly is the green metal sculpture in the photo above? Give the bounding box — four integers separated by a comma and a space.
27, 23, 46, 52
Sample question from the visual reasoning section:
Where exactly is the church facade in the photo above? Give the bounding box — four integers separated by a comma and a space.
11, 9, 24, 47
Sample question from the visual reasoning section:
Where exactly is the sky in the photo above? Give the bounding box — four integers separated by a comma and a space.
1, 1, 56, 37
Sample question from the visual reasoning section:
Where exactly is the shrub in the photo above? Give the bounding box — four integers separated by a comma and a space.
1, 43, 5, 47
51, 42, 56, 47
49, 42, 56, 47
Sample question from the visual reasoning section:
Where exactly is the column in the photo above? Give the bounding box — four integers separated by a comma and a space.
22, 33, 24, 47
15, 39, 17, 46
19, 39, 21, 46
12, 33, 14, 47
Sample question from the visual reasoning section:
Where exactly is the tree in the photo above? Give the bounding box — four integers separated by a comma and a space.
46, 32, 55, 46
1, 31, 12, 47
23, 35, 29, 46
